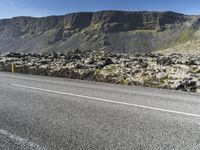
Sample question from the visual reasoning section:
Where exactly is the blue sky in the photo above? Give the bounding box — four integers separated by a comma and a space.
0, 0, 200, 19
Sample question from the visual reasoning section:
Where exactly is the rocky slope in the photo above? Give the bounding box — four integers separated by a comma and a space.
0, 11, 200, 53
1, 51, 200, 93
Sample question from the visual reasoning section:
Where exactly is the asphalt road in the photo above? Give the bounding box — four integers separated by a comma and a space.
1, 72, 200, 150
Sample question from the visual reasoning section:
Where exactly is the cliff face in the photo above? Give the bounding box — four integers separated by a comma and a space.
0, 11, 198, 53
90, 11, 186, 31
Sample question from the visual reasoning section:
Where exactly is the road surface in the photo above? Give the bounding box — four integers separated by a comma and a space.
0, 72, 200, 150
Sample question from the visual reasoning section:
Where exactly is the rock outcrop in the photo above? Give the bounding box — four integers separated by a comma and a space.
1, 50, 200, 93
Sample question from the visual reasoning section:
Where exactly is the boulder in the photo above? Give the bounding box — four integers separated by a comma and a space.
157, 57, 173, 66
104, 57, 114, 66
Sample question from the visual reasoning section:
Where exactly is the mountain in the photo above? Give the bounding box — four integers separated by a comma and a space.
0, 10, 200, 53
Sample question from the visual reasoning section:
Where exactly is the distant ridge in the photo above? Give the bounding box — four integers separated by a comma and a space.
0, 10, 199, 53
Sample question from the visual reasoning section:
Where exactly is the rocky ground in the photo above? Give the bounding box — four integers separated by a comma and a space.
0, 50, 200, 93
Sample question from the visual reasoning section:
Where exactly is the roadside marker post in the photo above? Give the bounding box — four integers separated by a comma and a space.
11, 63, 15, 74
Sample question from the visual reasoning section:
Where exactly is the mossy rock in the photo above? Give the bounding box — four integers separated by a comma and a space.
189, 68, 200, 74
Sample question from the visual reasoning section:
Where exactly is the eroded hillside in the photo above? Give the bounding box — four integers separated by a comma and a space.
0, 11, 199, 53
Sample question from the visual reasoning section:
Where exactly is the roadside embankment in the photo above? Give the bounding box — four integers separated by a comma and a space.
1, 50, 200, 93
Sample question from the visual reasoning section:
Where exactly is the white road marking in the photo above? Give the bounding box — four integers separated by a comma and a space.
2, 73, 199, 102
12, 83, 200, 117
0, 129, 47, 150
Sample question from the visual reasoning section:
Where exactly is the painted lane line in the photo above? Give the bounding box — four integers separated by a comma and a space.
12, 83, 200, 117
3, 73, 199, 102
0, 129, 47, 150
